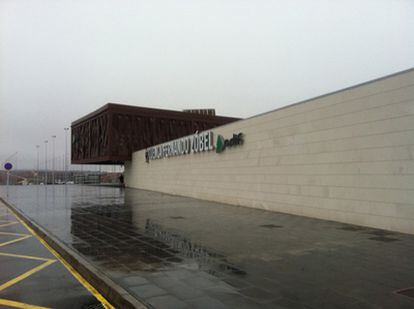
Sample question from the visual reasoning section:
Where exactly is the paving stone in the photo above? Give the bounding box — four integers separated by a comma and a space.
222, 277, 252, 289
144, 271, 168, 278
164, 281, 205, 300
147, 294, 188, 309
239, 287, 279, 304
129, 284, 168, 299
122, 275, 149, 287
187, 296, 227, 309
182, 275, 220, 290
164, 269, 195, 280
152, 276, 181, 288
204, 282, 239, 296
222, 296, 265, 309
271, 298, 313, 309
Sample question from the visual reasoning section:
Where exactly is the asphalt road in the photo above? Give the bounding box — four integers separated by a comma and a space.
0, 200, 111, 309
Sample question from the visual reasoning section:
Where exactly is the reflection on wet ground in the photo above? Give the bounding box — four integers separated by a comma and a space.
1, 185, 414, 308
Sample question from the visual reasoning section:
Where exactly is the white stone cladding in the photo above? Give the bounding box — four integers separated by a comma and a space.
125, 68, 414, 234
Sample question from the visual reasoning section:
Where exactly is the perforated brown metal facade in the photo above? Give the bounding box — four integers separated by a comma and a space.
71, 103, 240, 164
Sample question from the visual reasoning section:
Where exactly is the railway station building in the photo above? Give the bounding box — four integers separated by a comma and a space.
72, 68, 414, 234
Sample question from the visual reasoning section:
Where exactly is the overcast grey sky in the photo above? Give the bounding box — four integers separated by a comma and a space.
1, 0, 413, 170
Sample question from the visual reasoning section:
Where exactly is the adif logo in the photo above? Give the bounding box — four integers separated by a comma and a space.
216, 133, 244, 153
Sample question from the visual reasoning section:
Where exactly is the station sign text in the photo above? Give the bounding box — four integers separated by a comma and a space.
145, 131, 243, 162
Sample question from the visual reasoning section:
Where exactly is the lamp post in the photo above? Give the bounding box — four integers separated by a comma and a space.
36, 145, 40, 184
44, 140, 48, 185
51, 135, 56, 185
64, 127, 69, 183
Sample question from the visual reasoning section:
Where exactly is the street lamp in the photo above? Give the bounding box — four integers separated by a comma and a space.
64, 127, 69, 183
36, 145, 40, 184
44, 140, 48, 185
51, 135, 56, 185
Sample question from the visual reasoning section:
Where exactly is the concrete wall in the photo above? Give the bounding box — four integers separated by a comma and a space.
125, 69, 414, 234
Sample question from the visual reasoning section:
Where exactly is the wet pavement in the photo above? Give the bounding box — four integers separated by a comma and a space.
1, 185, 414, 309
0, 199, 107, 309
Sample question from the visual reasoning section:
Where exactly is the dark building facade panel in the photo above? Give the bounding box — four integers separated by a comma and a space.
71, 103, 240, 164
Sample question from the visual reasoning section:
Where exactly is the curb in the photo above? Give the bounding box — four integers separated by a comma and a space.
0, 197, 147, 309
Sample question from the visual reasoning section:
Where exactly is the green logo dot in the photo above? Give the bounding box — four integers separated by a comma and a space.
216, 135, 224, 153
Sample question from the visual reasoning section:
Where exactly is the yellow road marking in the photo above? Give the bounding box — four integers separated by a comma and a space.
0, 235, 32, 247
0, 204, 57, 309
22, 227, 115, 309
0, 221, 19, 228
0, 252, 52, 262
0, 298, 51, 308
0, 259, 56, 292
0, 231, 30, 236
0, 231, 33, 248
1, 204, 114, 309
